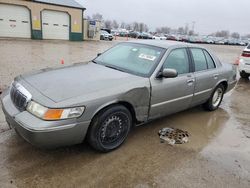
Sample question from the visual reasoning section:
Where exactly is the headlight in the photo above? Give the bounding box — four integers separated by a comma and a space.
27, 101, 85, 120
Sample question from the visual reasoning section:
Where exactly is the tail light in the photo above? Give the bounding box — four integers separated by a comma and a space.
241, 51, 250, 57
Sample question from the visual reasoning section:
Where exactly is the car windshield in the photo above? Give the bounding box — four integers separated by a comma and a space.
247, 44, 250, 49
94, 43, 165, 77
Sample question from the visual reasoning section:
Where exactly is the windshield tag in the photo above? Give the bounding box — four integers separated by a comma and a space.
138, 54, 156, 61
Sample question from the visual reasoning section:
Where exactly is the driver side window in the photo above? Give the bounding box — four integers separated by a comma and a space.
163, 48, 190, 75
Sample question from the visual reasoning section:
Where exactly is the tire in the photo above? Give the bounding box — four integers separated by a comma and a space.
240, 71, 249, 79
203, 84, 225, 111
87, 105, 132, 152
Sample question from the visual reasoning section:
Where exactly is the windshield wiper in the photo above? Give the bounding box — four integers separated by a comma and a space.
104, 65, 125, 72
92, 60, 97, 64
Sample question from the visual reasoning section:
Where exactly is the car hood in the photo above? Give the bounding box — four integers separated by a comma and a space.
21, 62, 141, 103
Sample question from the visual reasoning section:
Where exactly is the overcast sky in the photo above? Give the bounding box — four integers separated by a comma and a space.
76, 0, 249, 35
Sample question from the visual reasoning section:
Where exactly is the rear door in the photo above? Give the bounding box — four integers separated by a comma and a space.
189, 48, 219, 106
149, 48, 195, 119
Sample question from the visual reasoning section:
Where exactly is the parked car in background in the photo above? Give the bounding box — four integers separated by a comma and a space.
166, 35, 179, 41
138, 32, 153, 39
153, 35, 166, 40
0, 41, 237, 152
100, 30, 113, 41
239, 43, 250, 78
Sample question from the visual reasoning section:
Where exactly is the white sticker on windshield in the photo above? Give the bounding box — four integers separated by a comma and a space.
138, 54, 157, 61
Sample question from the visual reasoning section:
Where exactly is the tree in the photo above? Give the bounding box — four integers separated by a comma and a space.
139, 23, 144, 33
120, 22, 126, 29
188, 30, 194, 36
104, 20, 112, 29
92, 13, 103, 21
125, 23, 132, 31
184, 24, 189, 35
132, 22, 139, 31
215, 30, 229, 38
177, 27, 185, 35
231, 32, 240, 39
112, 20, 119, 29
156, 26, 171, 34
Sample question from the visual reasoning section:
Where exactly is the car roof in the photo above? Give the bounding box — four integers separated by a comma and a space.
125, 40, 202, 49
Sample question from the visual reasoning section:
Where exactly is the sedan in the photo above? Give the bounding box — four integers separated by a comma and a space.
1, 41, 237, 152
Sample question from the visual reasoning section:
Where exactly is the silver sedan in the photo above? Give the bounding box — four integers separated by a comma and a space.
0, 40, 237, 152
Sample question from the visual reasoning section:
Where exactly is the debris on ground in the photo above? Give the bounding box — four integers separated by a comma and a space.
158, 127, 189, 146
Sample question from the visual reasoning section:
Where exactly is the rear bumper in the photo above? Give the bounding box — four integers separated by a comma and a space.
1, 89, 90, 148
239, 59, 250, 74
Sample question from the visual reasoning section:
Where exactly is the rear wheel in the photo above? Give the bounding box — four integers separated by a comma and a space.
87, 105, 132, 152
240, 71, 249, 79
203, 84, 225, 111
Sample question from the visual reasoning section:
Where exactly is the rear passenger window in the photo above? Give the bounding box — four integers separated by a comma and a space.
191, 48, 207, 72
203, 50, 216, 69
163, 48, 189, 74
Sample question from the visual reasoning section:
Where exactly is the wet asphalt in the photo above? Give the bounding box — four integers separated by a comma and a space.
0, 38, 249, 188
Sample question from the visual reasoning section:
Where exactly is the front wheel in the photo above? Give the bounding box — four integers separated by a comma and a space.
203, 84, 225, 111
87, 105, 132, 152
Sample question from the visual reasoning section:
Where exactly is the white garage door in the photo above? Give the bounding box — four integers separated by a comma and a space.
42, 10, 69, 40
0, 4, 31, 38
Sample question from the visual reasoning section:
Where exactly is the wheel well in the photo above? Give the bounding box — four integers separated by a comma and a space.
117, 101, 137, 124
89, 102, 137, 129
220, 81, 228, 91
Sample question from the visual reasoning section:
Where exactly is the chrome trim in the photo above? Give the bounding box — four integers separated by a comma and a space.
151, 94, 193, 108
194, 88, 212, 96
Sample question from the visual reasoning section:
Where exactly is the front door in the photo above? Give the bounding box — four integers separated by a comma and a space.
149, 48, 195, 119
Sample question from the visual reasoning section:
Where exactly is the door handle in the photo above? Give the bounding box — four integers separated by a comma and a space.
187, 79, 195, 84
213, 74, 219, 79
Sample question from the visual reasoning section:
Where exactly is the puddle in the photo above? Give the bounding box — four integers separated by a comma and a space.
158, 127, 190, 145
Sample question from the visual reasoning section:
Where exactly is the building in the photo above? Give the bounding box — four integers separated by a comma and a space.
0, 0, 85, 41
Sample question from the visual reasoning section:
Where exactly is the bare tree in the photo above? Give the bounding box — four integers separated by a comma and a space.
112, 20, 119, 29
188, 30, 194, 36
156, 27, 171, 34
177, 27, 185, 35
231, 32, 240, 39
92, 13, 103, 21
215, 30, 230, 38
104, 20, 112, 29
139, 23, 144, 33
120, 22, 126, 29
125, 23, 132, 31
184, 24, 189, 35
132, 22, 139, 31
86, 15, 91, 20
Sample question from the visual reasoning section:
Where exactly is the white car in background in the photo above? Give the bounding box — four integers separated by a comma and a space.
152, 35, 167, 40
239, 43, 250, 78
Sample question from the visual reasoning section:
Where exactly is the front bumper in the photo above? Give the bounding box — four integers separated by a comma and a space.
0, 89, 90, 148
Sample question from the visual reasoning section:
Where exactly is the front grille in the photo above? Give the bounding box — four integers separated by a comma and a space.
10, 85, 28, 111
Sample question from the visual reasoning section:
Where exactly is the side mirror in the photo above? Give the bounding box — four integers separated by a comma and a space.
97, 53, 102, 57
158, 68, 178, 78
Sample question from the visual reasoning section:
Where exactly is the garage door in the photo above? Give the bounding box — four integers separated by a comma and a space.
42, 10, 69, 40
0, 4, 31, 38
